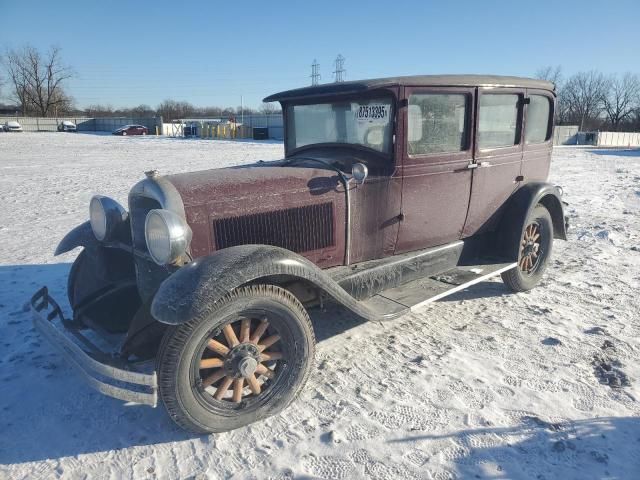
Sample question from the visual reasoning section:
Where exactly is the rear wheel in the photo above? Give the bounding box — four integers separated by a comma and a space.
501, 204, 553, 292
157, 284, 315, 433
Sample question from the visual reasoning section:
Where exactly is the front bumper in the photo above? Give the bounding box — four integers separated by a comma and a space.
30, 286, 158, 407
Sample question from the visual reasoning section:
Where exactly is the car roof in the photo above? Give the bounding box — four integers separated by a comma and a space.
263, 74, 555, 102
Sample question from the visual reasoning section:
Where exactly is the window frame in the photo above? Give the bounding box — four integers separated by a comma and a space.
524, 90, 555, 146
402, 86, 475, 166
283, 88, 398, 161
475, 87, 525, 158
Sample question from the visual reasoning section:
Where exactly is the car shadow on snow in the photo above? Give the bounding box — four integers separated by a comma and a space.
0, 262, 366, 466
590, 148, 640, 157
438, 280, 511, 302
388, 415, 640, 479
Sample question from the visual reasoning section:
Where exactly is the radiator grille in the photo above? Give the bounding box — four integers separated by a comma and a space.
213, 202, 335, 253
129, 196, 161, 252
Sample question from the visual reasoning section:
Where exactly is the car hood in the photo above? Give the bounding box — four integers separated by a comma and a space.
164, 160, 346, 262
166, 161, 341, 207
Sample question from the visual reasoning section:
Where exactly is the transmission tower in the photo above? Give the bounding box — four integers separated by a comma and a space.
310, 59, 321, 86
333, 54, 346, 83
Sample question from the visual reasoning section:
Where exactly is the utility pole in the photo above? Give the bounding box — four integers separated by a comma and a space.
333, 54, 346, 83
310, 59, 321, 86
240, 95, 244, 125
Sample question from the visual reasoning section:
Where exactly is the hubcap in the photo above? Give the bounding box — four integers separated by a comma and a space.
238, 357, 258, 377
519, 222, 541, 274
197, 316, 284, 404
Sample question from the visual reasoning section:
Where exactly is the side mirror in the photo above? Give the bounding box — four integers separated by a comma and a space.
352, 163, 368, 184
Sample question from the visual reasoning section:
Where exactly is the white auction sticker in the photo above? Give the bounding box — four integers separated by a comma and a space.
355, 104, 389, 124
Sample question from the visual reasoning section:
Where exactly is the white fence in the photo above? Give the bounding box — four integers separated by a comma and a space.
595, 131, 640, 147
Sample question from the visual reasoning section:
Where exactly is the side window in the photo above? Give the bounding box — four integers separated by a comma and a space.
477, 94, 521, 149
407, 93, 469, 155
525, 95, 552, 144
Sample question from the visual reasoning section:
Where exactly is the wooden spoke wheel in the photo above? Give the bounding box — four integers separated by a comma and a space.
198, 316, 283, 404
519, 222, 542, 275
501, 204, 554, 293
157, 284, 315, 434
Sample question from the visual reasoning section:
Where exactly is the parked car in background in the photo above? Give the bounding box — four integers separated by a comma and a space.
57, 120, 77, 132
3, 120, 23, 132
113, 125, 148, 136
32, 74, 567, 434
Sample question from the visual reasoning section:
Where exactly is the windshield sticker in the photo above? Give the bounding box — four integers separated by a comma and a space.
355, 104, 390, 124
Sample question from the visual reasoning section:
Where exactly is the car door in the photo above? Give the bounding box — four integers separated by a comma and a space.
395, 86, 475, 253
462, 88, 525, 236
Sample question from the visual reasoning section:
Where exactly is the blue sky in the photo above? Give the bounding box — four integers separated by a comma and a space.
1, 0, 638, 109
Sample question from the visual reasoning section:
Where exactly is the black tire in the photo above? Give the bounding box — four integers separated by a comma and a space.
157, 284, 315, 434
501, 204, 554, 292
67, 249, 87, 307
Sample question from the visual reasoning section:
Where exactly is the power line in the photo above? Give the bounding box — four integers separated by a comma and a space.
333, 54, 346, 83
310, 59, 321, 86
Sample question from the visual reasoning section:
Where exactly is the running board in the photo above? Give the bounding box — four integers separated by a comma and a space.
360, 262, 516, 315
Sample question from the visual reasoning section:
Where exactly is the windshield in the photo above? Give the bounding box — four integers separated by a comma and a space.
287, 97, 394, 154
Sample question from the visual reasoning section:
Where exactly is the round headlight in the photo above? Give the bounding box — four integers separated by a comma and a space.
89, 195, 127, 242
145, 209, 192, 265
89, 196, 107, 240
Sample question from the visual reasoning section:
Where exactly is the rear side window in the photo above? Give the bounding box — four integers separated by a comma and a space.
477, 94, 520, 149
526, 95, 552, 144
407, 93, 469, 155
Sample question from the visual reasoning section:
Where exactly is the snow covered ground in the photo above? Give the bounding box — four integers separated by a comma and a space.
0, 133, 639, 480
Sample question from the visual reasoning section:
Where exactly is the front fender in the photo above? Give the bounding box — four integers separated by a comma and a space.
498, 182, 567, 260
150, 245, 391, 325
54, 221, 98, 256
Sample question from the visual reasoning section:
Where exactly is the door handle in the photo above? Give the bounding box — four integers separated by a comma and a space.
467, 163, 479, 169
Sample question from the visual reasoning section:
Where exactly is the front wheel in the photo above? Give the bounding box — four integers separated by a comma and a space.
157, 284, 315, 433
501, 204, 553, 292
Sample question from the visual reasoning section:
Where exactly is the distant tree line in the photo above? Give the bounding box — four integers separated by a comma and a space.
536, 66, 640, 131
84, 100, 280, 122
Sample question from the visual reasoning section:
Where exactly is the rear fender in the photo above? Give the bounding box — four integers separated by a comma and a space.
498, 182, 567, 260
150, 244, 385, 325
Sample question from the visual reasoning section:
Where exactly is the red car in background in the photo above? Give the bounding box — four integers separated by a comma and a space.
113, 125, 148, 136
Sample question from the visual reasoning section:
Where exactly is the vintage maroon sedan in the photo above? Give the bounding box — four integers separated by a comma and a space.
113, 124, 148, 136
32, 75, 566, 433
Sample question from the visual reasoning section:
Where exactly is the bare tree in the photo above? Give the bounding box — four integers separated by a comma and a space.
157, 99, 196, 122
84, 104, 114, 116
3, 45, 74, 116
259, 102, 279, 115
127, 104, 155, 117
535, 65, 563, 89
562, 71, 608, 130
602, 73, 640, 131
